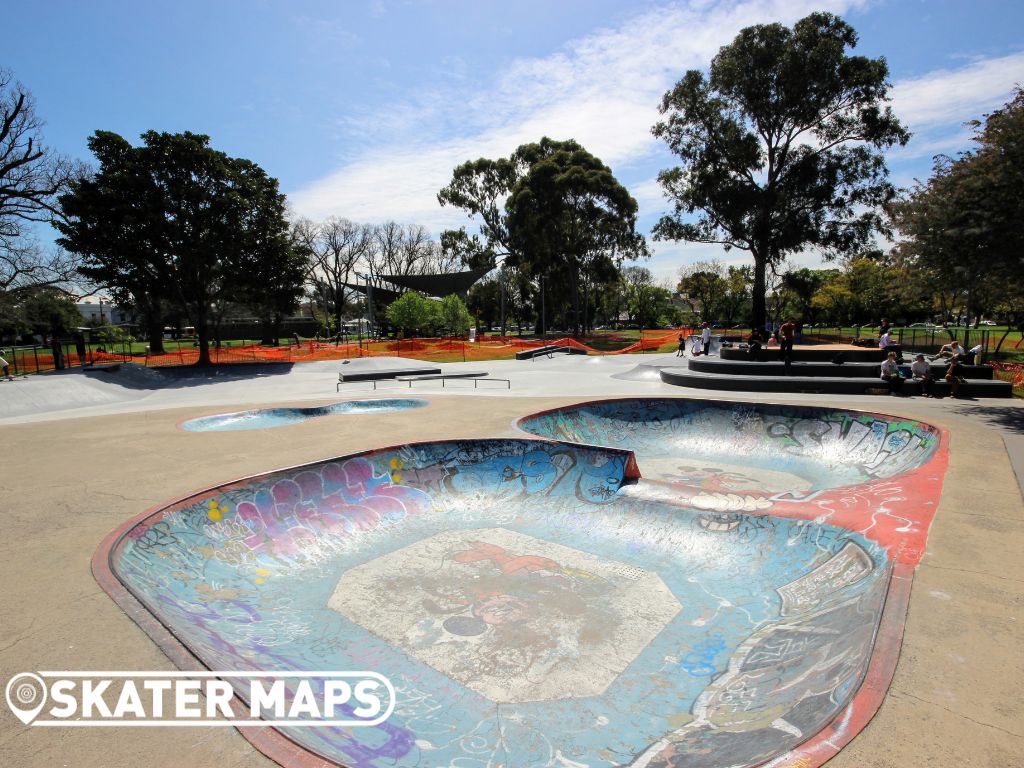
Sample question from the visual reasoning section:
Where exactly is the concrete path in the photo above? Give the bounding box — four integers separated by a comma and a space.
0, 353, 1021, 767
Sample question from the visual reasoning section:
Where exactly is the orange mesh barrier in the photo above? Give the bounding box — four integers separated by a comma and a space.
83, 329, 695, 368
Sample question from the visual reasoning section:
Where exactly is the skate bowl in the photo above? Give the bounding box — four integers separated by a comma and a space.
95, 398, 948, 768
180, 398, 428, 431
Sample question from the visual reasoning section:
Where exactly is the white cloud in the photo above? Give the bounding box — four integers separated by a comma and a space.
288, 0, 860, 227
889, 52, 1024, 131
287, 0, 1023, 285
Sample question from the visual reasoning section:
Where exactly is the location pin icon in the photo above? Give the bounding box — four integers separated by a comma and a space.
5, 673, 48, 725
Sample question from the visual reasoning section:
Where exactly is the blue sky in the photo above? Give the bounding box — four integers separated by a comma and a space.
7, 0, 1024, 284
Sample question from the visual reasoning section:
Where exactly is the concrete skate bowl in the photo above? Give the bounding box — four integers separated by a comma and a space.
180, 398, 428, 431
94, 401, 947, 768
516, 399, 945, 532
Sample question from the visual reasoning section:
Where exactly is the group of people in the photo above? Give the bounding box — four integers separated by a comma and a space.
675, 322, 714, 357
877, 318, 976, 397
880, 351, 966, 397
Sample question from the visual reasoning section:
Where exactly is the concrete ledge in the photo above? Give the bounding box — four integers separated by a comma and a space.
338, 366, 442, 382
722, 346, 893, 362
689, 357, 994, 380
661, 368, 1013, 397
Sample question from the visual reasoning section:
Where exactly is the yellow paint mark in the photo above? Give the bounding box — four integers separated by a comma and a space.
207, 509, 222, 521
390, 458, 404, 470
254, 578, 266, 585
208, 499, 218, 508
667, 712, 694, 729
254, 568, 271, 576
391, 472, 402, 484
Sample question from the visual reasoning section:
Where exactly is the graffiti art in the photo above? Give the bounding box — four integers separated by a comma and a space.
96, 398, 948, 768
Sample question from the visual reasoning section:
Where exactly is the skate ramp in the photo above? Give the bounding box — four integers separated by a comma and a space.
97, 400, 948, 768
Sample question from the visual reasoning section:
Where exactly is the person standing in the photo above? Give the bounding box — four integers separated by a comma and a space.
74, 333, 87, 367
700, 322, 711, 356
779, 318, 796, 372
0, 350, 12, 380
49, 336, 65, 371
676, 334, 686, 357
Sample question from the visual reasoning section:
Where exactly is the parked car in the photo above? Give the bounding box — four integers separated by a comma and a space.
908, 323, 942, 328
979, 320, 997, 326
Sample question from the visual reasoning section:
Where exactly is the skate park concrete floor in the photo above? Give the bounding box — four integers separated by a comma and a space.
0, 352, 1022, 767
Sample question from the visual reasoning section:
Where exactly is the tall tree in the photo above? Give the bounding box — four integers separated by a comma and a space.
0, 69, 81, 293
892, 88, 1024, 341
652, 12, 909, 330
295, 217, 372, 340
440, 137, 647, 335
58, 131, 299, 365
504, 138, 647, 334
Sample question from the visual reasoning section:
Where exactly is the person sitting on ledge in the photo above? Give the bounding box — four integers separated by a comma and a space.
746, 328, 765, 361
932, 340, 964, 360
910, 353, 933, 397
879, 327, 902, 356
880, 351, 904, 395
945, 354, 966, 398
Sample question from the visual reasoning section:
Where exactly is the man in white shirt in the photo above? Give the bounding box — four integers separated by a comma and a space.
700, 322, 712, 356
910, 353, 933, 397
932, 340, 964, 360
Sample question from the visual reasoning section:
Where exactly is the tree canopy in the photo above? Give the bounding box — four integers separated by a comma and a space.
385, 291, 437, 336
652, 12, 909, 330
57, 130, 302, 363
1, 68, 80, 293
891, 88, 1024, 339
439, 137, 646, 335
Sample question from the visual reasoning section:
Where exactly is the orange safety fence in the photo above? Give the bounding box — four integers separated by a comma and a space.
989, 362, 1024, 396
26, 328, 696, 371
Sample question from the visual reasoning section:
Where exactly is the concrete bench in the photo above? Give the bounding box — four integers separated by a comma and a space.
382, 372, 510, 390
337, 366, 442, 390
660, 368, 1012, 397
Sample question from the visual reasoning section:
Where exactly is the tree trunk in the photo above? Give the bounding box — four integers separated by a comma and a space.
196, 310, 211, 366
571, 268, 581, 336
752, 253, 767, 332
146, 315, 165, 355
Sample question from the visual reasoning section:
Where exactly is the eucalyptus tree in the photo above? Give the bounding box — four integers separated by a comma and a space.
440, 137, 646, 335
653, 12, 909, 330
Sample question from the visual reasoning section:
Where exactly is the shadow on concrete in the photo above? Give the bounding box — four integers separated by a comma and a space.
81, 362, 295, 391
961, 404, 1024, 434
